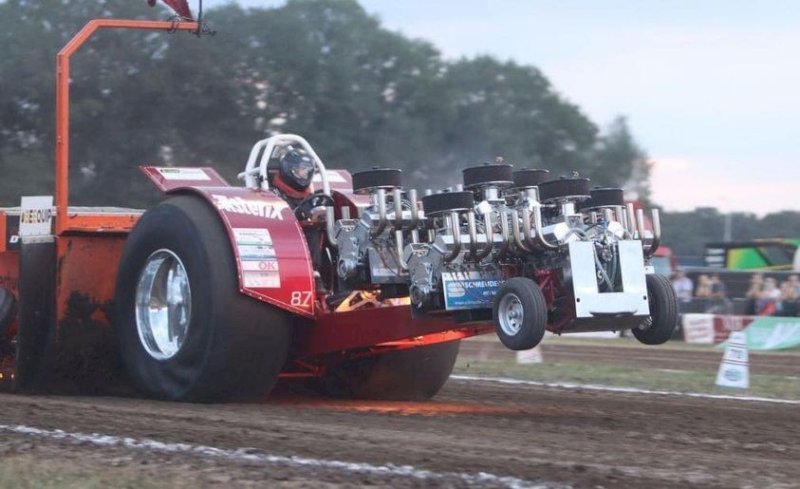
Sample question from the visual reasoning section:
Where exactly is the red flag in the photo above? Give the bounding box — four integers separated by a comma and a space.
147, 0, 194, 20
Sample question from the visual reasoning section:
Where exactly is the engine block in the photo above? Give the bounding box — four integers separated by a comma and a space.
335, 163, 664, 338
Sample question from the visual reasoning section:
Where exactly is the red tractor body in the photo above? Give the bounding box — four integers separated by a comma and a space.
0, 18, 675, 400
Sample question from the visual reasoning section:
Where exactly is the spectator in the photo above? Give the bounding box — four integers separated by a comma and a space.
780, 276, 799, 316
781, 279, 798, 301
709, 273, 727, 298
745, 272, 764, 299
789, 275, 800, 297
695, 274, 711, 298
756, 277, 782, 315
703, 273, 731, 313
671, 269, 693, 300
745, 273, 764, 314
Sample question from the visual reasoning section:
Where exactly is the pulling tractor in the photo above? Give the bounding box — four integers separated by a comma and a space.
0, 17, 677, 402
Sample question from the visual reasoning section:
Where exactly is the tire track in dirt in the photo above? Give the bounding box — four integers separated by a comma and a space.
1, 375, 798, 488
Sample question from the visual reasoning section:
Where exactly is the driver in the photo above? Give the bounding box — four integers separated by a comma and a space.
268, 146, 329, 289
268, 146, 316, 207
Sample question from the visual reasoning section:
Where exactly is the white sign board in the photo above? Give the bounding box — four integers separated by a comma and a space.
19, 195, 54, 237
715, 330, 749, 389
516, 346, 543, 364
682, 314, 715, 344
155, 167, 211, 181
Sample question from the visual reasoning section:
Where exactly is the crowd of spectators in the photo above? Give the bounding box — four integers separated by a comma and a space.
670, 270, 800, 317
744, 273, 800, 316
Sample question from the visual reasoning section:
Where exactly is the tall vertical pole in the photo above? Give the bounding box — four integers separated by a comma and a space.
54, 19, 200, 235
55, 47, 71, 234
723, 212, 732, 242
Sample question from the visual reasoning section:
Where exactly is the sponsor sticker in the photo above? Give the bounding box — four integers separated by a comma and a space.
233, 228, 273, 245
441, 271, 503, 310
4, 215, 20, 251
241, 260, 280, 272
155, 167, 211, 181
212, 195, 288, 220
242, 271, 281, 288
237, 244, 276, 260
233, 228, 280, 288
19, 196, 54, 237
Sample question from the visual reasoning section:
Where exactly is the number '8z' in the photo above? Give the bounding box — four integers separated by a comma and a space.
290, 291, 313, 307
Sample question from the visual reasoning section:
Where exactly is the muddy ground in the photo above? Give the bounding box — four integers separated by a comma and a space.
0, 341, 798, 488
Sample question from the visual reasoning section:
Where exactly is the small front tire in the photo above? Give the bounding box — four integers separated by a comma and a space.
493, 277, 548, 351
632, 274, 678, 346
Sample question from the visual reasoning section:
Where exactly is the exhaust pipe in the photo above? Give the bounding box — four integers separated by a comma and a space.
532, 206, 558, 249
374, 188, 388, 236
510, 209, 532, 253
646, 208, 661, 257
467, 212, 479, 259
626, 202, 637, 238
408, 189, 420, 243
393, 188, 404, 231
443, 211, 462, 263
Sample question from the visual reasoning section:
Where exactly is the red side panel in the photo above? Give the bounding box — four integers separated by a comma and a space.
0, 212, 6, 253
140, 166, 229, 192
0, 211, 18, 296
294, 305, 494, 357
0, 253, 19, 297
167, 187, 315, 318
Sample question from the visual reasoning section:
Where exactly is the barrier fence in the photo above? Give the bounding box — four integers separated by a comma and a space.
681, 313, 800, 350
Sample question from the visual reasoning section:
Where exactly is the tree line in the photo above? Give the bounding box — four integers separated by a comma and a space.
0, 0, 646, 207
659, 208, 800, 259
1, 0, 795, 257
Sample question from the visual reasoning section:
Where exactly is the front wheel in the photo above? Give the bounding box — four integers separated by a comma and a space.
493, 277, 548, 351
115, 195, 290, 402
632, 274, 678, 345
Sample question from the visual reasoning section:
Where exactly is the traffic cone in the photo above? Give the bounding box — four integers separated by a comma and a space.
715, 330, 749, 389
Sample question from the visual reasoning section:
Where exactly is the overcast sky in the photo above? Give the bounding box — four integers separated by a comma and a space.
204, 0, 800, 215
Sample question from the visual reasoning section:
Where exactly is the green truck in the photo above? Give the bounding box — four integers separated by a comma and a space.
705, 239, 800, 271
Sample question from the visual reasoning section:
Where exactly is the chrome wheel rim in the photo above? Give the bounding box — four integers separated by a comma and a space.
498, 293, 524, 336
135, 249, 191, 360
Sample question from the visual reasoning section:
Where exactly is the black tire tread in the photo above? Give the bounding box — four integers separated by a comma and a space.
0, 288, 15, 337
115, 195, 290, 402
317, 340, 460, 401
493, 277, 548, 350
632, 274, 678, 345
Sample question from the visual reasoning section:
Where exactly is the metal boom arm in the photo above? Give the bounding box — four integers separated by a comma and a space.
55, 19, 200, 234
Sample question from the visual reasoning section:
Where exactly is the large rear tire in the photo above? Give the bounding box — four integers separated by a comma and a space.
632, 274, 678, 346
0, 288, 14, 340
318, 340, 460, 401
114, 195, 290, 402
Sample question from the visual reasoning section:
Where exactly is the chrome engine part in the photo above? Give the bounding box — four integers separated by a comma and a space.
238, 134, 670, 347
330, 160, 662, 332
334, 168, 422, 286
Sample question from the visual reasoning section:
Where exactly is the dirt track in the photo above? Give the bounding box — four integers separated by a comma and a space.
1, 343, 799, 488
